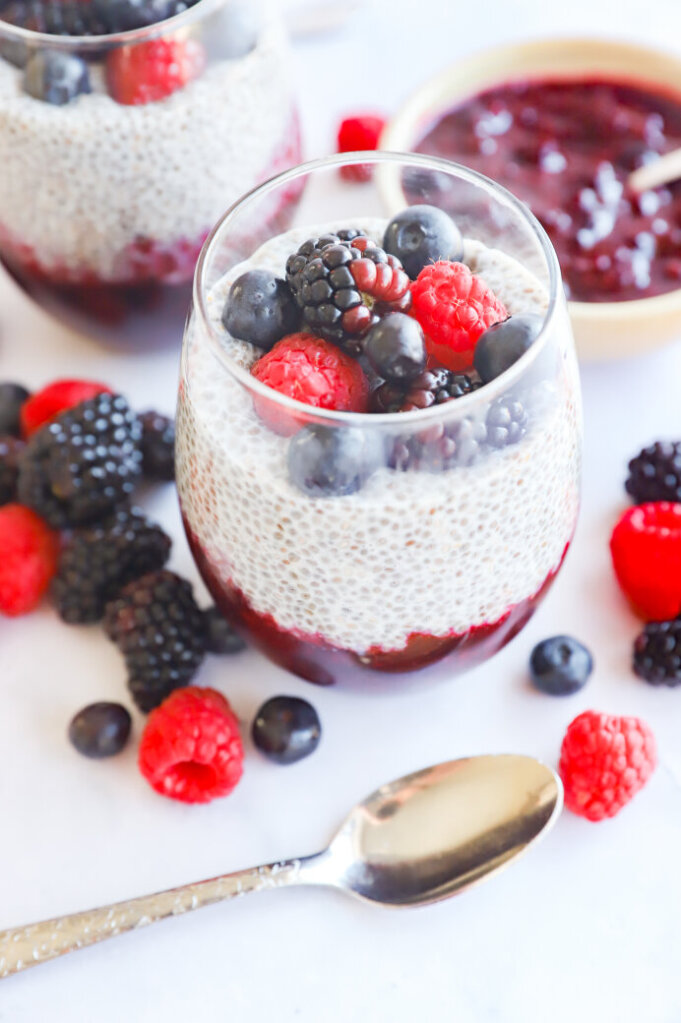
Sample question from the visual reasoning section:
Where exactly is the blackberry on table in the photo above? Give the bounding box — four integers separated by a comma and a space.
17, 392, 143, 529
0, 382, 29, 436
626, 442, 681, 504
53, 507, 171, 623
104, 570, 206, 712
0, 436, 24, 505
203, 606, 247, 655
370, 367, 480, 413
633, 619, 681, 687
140, 410, 175, 481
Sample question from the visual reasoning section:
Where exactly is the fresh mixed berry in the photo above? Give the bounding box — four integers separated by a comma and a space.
223, 269, 300, 350
24, 50, 91, 105
529, 636, 593, 696
625, 441, 681, 505
0, 435, 24, 505
0, 503, 59, 616
68, 702, 132, 759
370, 367, 480, 414
287, 424, 381, 498
363, 313, 426, 385
20, 378, 112, 438
203, 606, 247, 655
474, 315, 544, 383
383, 204, 464, 279
633, 619, 681, 687
105, 35, 205, 106
336, 115, 386, 183
0, 381, 30, 436
610, 502, 681, 621
139, 410, 176, 481
252, 696, 321, 765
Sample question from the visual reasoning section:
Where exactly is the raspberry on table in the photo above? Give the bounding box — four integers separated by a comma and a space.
20, 378, 112, 438
0, 504, 59, 617
0, 436, 25, 506
103, 569, 206, 712
53, 507, 172, 623
138, 687, 244, 803
633, 619, 681, 686
610, 502, 681, 621
559, 710, 656, 821
336, 115, 386, 182
17, 392, 143, 529
625, 441, 681, 505
411, 261, 508, 371
140, 410, 175, 481
106, 36, 205, 106
370, 367, 480, 413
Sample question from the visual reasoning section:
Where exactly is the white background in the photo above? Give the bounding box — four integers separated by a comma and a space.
2, 0, 681, 1019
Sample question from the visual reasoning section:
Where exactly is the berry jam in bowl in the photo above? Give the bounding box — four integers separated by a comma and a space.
0, 0, 302, 347
381, 37, 681, 360
176, 153, 581, 688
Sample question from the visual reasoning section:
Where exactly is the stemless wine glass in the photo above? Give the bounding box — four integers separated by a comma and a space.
0, 0, 301, 347
177, 153, 582, 687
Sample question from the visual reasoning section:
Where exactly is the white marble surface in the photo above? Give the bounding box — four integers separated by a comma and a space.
3, 1, 681, 1019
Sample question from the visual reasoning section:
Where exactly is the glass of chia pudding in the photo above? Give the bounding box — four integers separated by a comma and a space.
0, 0, 301, 347
177, 153, 582, 687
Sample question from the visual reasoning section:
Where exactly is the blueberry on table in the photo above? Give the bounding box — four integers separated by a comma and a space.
288, 424, 381, 498
529, 636, 593, 696
252, 696, 321, 765
24, 50, 91, 106
474, 314, 544, 383
0, 382, 29, 437
364, 313, 426, 385
383, 205, 463, 279
68, 703, 132, 758
222, 270, 299, 350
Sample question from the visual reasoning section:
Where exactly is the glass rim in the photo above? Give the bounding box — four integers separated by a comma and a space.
0, 0, 228, 50
193, 150, 563, 429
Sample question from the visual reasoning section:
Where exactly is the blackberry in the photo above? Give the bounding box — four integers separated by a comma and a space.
0, 381, 29, 436
203, 606, 247, 655
285, 231, 411, 355
140, 410, 175, 481
104, 570, 206, 712
633, 619, 681, 687
370, 367, 480, 413
485, 397, 529, 449
17, 392, 143, 529
53, 507, 171, 623
625, 442, 681, 504
0, 436, 24, 505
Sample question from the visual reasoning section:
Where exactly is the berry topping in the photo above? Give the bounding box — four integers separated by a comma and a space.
625, 441, 681, 505
383, 205, 464, 279
138, 686, 243, 803
0, 436, 24, 505
285, 233, 411, 354
106, 36, 205, 106
104, 570, 206, 712
203, 607, 247, 655
370, 367, 480, 413
68, 703, 132, 759
364, 313, 426, 385
610, 502, 681, 620
485, 396, 528, 449
93, 0, 193, 32
0, 382, 29, 437
287, 424, 381, 498
337, 115, 386, 182
20, 378, 112, 438
474, 314, 544, 383
222, 269, 300, 350
410, 261, 508, 371
0, 504, 59, 617
633, 619, 681, 687
53, 507, 171, 624
24, 50, 90, 105
559, 710, 656, 821
251, 332, 369, 428
529, 636, 593, 696
252, 696, 321, 765
17, 392, 143, 529
139, 410, 175, 481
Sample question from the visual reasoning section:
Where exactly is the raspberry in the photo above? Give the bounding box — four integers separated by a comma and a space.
20, 379, 112, 438
559, 710, 656, 821
251, 332, 368, 433
625, 441, 681, 504
106, 36, 205, 106
337, 115, 386, 182
610, 502, 681, 620
138, 687, 243, 803
633, 618, 681, 686
411, 261, 508, 371
0, 504, 59, 616
0, 436, 24, 505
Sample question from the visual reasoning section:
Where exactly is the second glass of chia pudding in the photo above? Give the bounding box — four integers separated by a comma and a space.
0, 0, 302, 346
177, 153, 582, 687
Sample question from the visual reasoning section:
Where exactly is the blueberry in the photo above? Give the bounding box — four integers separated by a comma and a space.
203, 606, 247, 655
0, 382, 29, 437
383, 205, 463, 279
474, 315, 544, 383
24, 50, 90, 105
92, 0, 179, 31
364, 313, 426, 386
288, 425, 381, 498
252, 696, 321, 765
223, 270, 299, 350
68, 702, 132, 758
529, 636, 593, 696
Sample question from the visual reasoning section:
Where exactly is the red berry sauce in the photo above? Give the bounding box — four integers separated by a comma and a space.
415, 78, 681, 302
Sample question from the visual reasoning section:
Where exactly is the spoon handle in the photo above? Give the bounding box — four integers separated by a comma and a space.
0, 856, 314, 979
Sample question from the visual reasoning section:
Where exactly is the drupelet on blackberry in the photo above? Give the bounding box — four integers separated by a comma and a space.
17, 392, 143, 529
0, 436, 24, 505
103, 570, 206, 712
370, 368, 480, 413
633, 619, 681, 687
53, 507, 172, 623
625, 441, 681, 505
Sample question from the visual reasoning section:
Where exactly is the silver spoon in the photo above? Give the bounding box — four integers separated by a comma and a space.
0, 754, 562, 979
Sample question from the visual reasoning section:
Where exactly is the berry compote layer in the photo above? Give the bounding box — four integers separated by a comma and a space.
415, 78, 681, 302
177, 215, 581, 687
0, 2, 301, 345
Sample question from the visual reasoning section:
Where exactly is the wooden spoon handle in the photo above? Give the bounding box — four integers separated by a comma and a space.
628, 148, 681, 193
